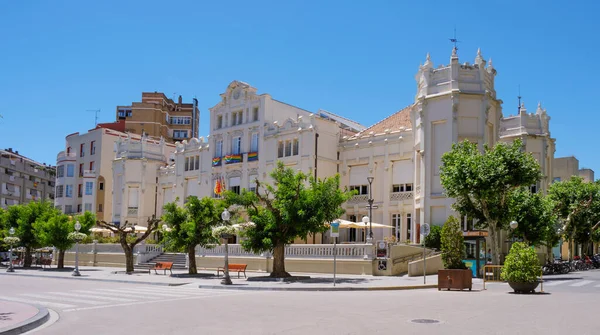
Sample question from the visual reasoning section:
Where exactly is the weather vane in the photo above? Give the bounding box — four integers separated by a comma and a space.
449, 27, 460, 50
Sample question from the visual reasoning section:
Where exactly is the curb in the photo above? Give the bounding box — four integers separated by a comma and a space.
197, 284, 438, 291
0, 304, 49, 335
0, 272, 190, 287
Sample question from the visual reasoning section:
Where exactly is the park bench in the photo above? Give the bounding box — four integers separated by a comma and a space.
149, 261, 173, 275
217, 264, 248, 278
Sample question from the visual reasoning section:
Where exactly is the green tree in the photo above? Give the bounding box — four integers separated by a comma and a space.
548, 177, 600, 259
508, 188, 557, 244
162, 196, 222, 274
440, 139, 541, 264
16, 201, 57, 267
440, 216, 466, 269
97, 216, 161, 274
424, 225, 442, 250
226, 161, 351, 278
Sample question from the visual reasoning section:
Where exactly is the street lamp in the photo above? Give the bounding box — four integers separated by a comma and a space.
72, 221, 81, 277
362, 215, 369, 243
220, 208, 232, 285
366, 176, 374, 241
7, 227, 15, 273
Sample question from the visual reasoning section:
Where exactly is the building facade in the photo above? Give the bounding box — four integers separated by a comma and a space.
553, 156, 595, 183
116, 92, 200, 142
1, 149, 55, 209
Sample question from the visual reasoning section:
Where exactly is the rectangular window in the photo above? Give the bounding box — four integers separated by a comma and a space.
78, 184, 82, 197
85, 182, 93, 195
99, 182, 104, 190
232, 112, 237, 126
217, 115, 223, 129
405, 183, 413, 192
215, 140, 223, 158
67, 164, 74, 177
195, 155, 200, 170
84, 203, 92, 212
188, 156, 195, 171
253, 107, 259, 121
98, 203, 103, 212
292, 138, 299, 156
128, 188, 139, 208
66, 185, 73, 198
230, 185, 241, 195
65, 205, 73, 214
349, 185, 369, 195
406, 214, 412, 241
392, 214, 402, 241
80, 143, 85, 157
530, 184, 538, 194
77, 204, 82, 213
185, 157, 190, 171
232, 136, 241, 155
56, 185, 64, 198
251, 133, 259, 152
238, 111, 243, 124
90, 141, 96, 155
57, 165, 65, 178
285, 140, 292, 157
89, 161, 95, 171
79, 164, 84, 177
278, 141, 284, 158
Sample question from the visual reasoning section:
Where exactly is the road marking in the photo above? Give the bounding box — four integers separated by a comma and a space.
45, 292, 137, 302
1, 296, 76, 309
62, 291, 255, 313
570, 280, 594, 287
543, 281, 569, 286
72, 290, 156, 300
94, 288, 187, 298
21, 293, 105, 305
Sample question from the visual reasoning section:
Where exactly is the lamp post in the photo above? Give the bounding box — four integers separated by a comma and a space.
7, 227, 15, 273
72, 221, 81, 277
220, 208, 232, 285
367, 176, 374, 241
362, 215, 369, 243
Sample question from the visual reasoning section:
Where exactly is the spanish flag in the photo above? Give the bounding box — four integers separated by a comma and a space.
214, 178, 221, 196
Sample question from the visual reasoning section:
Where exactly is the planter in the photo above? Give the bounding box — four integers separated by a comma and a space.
508, 281, 540, 294
438, 269, 472, 291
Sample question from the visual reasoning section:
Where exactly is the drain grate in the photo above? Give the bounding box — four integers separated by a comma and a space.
411, 319, 440, 324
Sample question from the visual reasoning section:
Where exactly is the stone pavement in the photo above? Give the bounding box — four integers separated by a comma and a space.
0, 265, 451, 291
0, 301, 48, 335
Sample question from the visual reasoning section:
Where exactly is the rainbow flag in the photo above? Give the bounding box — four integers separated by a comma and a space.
248, 152, 258, 161
224, 154, 242, 164
212, 157, 221, 166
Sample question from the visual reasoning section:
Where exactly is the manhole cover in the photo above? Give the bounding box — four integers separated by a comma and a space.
411, 319, 440, 324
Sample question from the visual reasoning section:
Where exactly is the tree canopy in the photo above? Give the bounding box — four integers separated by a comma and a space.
226, 161, 351, 277
440, 139, 541, 264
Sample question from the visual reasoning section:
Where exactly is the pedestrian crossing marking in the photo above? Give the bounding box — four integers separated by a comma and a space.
1, 296, 77, 309
46, 292, 137, 302
543, 281, 569, 286
569, 280, 594, 287
96, 288, 187, 298
21, 293, 106, 305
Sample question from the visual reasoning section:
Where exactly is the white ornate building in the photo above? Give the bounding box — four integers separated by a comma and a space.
143, 48, 562, 245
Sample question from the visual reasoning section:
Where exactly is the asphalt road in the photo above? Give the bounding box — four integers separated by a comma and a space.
485, 269, 600, 294
2, 274, 599, 335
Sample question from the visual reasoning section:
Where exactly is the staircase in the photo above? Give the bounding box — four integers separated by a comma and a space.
136, 253, 187, 270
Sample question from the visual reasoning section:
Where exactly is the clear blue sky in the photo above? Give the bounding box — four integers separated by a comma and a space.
1, 1, 599, 175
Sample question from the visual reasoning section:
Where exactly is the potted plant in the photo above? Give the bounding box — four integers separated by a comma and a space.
438, 216, 472, 291
501, 242, 541, 293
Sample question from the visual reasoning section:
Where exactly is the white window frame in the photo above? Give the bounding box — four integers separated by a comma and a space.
232, 136, 241, 155
251, 133, 259, 152
215, 140, 223, 158
85, 182, 93, 195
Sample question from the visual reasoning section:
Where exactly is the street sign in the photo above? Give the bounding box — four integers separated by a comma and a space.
330, 221, 340, 238
421, 223, 430, 236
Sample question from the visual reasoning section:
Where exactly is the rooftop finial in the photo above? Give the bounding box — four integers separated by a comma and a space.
477, 48, 481, 57
536, 102, 545, 115
426, 52, 431, 62
452, 46, 458, 58
423, 53, 432, 68
475, 48, 485, 66
488, 58, 493, 67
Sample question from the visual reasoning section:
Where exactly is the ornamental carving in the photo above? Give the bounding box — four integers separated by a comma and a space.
226, 170, 242, 178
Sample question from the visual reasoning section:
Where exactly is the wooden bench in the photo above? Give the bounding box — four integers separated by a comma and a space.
217, 264, 248, 278
149, 261, 173, 275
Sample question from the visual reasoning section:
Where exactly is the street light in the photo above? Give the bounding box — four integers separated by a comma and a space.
362, 215, 369, 243
7, 227, 15, 273
72, 221, 81, 277
220, 208, 232, 285
366, 176, 374, 241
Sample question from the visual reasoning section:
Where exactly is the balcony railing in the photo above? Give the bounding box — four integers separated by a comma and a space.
127, 207, 138, 216
347, 194, 369, 204
57, 152, 77, 161
224, 154, 243, 165
84, 170, 96, 178
390, 191, 414, 201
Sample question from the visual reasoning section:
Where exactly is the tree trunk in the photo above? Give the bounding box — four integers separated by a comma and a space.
546, 246, 553, 264
488, 223, 501, 265
24, 247, 32, 268
123, 245, 135, 274
188, 245, 197, 275
270, 243, 290, 278
57, 250, 65, 269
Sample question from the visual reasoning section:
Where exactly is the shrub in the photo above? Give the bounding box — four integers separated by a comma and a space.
424, 225, 442, 250
501, 242, 541, 283
440, 216, 466, 269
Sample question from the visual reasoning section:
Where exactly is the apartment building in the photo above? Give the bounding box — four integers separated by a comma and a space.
553, 156, 595, 183
0, 148, 55, 209
116, 92, 199, 142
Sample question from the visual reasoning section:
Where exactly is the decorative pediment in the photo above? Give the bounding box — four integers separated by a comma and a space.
226, 170, 242, 178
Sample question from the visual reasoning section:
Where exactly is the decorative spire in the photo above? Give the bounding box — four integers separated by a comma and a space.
536, 102, 545, 115
475, 48, 485, 66
520, 102, 527, 114
452, 46, 458, 58
423, 52, 432, 68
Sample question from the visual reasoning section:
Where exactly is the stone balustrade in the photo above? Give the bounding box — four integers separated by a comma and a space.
389, 191, 414, 201
196, 243, 372, 259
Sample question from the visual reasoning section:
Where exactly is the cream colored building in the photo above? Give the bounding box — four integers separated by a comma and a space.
552, 156, 595, 183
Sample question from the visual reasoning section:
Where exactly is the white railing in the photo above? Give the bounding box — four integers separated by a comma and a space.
67, 243, 124, 253
196, 243, 372, 259
136, 244, 164, 264
347, 194, 369, 204
390, 191, 414, 201
127, 207, 138, 215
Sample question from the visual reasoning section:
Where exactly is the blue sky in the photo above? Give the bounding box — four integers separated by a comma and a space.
1, 1, 599, 175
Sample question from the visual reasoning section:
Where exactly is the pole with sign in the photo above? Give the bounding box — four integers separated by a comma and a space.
421, 223, 430, 284
331, 221, 340, 286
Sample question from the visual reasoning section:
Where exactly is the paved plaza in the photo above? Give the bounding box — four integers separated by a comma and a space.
1, 268, 600, 334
